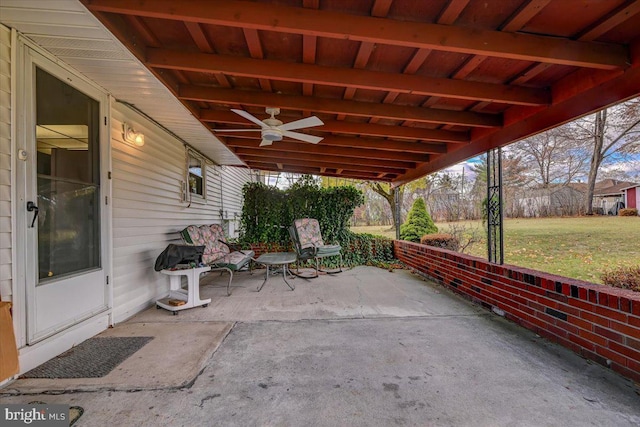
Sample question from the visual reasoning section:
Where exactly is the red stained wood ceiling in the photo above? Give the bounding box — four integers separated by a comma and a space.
80, 0, 640, 183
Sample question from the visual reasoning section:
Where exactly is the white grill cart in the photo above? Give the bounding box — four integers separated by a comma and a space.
156, 266, 212, 314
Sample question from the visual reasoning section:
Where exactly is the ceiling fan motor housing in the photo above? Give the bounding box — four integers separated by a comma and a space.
262, 117, 284, 141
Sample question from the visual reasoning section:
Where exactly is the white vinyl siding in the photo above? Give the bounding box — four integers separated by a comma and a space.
110, 103, 249, 322
220, 166, 252, 237
0, 25, 12, 300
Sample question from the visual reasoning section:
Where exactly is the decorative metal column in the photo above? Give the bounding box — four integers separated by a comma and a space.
394, 186, 401, 240
487, 148, 504, 264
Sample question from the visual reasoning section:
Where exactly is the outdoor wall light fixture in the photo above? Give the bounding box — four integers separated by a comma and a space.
122, 122, 145, 147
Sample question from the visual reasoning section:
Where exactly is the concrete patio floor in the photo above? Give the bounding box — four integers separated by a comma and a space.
2, 266, 639, 426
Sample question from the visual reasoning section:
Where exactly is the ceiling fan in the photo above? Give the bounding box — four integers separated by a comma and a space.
214, 107, 324, 147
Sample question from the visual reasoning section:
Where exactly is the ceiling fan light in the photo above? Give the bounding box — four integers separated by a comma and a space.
262, 129, 282, 141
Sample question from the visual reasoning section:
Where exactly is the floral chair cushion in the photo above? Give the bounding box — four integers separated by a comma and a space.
181, 224, 253, 269
294, 218, 325, 250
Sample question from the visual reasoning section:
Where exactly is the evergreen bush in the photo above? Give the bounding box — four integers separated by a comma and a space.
400, 198, 437, 242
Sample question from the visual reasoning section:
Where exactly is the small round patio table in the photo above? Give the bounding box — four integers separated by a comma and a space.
255, 252, 297, 291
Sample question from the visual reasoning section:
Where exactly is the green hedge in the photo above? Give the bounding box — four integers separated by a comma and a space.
340, 231, 397, 267
239, 178, 397, 267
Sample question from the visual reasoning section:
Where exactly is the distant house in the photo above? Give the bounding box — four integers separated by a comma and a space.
515, 185, 585, 217
512, 179, 639, 217
621, 184, 640, 213
592, 179, 638, 214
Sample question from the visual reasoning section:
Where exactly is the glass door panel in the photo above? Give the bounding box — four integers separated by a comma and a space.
35, 68, 101, 284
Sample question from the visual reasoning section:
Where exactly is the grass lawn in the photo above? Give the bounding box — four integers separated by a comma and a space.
351, 216, 640, 284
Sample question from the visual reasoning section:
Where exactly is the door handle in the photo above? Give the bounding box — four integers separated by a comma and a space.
27, 201, 39, 228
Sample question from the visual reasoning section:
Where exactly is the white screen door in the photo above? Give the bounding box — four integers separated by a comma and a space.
22, 48, 109, 344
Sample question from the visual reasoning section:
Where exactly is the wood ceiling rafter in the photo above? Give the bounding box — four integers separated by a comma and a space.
247, 163, 392, 181
200, 109, 469, 143
231, 147, 416, 169
372, 47, 433, 124
224, 138, 431, 163
184, 21, 232, 88
396, 0, 469, 126
146, 48, 549, 106
337, 0, 393, 120
179, 85, 502, 128
226, 134, 447, 154
301, 0, 319, 114
501, 0, 552, 32
242, 28, 272, 91
438, 0, 550, 129
83, 0, 628, 69
437, 0, 472, 25
577, 1, 640, 42
240, 155, 407, 175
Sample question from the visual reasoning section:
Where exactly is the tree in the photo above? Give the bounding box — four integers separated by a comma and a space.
571, 98, 640, 214
517, 125, 588, 188
400, 198, 438, 242
368, 182, 404, 230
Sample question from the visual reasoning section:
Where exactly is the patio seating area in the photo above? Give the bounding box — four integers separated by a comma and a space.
2, 266, 639, 426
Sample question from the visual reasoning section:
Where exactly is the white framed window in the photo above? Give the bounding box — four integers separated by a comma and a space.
187, 150, 206, 199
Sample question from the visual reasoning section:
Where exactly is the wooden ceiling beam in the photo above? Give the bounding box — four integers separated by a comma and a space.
245, 162, 389, 181
577, 1, 640, 42
223, 138, 430, 162
85, 0, 628, 69
179, 85, 502, 128
374, 0, 467, 125
232, 147, 416, 169
337, 0, 392, 119
501, 0, 551, 32
437, 0, 471, 25
200, 109, 469, 142
183, 22, 232, 89
147, 48, 549, 106
371, 0, 393, 17
224, 133, 447, 154
240, 155, 406, 175
242, 28, 272, 91
184, 22, 214, 52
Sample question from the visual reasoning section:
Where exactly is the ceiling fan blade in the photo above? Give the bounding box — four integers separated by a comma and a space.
279, 116, 324, 131
231, 109, 268, 129
282, 131, 323, 144
213, 128, 262, 132
259, 139, 273, 147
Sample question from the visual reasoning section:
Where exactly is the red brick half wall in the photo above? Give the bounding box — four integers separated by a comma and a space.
394, 240, 640, 383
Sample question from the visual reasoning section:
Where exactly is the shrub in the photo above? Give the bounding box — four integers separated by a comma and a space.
339, 232, 399, 268
238, 177, 399, 268
240, 178, 364, 245
619, 208, 638, 216
601, 266, 640, 292
444, 221, 484, 254
400, 198, 437, 242
420, 233, 460, 251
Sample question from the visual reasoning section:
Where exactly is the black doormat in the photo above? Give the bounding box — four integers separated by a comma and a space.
21, 336, 154, 379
